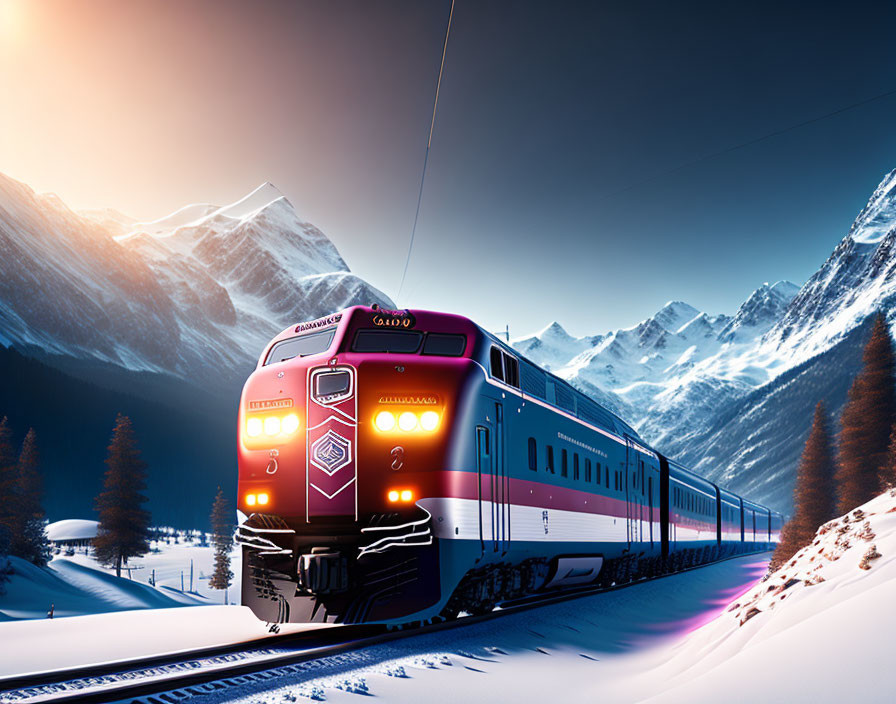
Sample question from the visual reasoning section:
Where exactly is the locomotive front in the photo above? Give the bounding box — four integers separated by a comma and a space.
236, 306, 477, 624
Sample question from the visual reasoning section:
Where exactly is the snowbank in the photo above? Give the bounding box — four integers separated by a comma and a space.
45, 519, 99, 542
643, 489, 896, 702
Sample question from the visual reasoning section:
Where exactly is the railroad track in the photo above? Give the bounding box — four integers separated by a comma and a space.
0, 551, 770, 704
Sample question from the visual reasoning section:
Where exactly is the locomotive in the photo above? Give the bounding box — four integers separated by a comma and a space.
236, 306, 782, 625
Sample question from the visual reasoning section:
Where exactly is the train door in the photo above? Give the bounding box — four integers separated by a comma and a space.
648, 476, 654, 548
476, 426, 490, 556
493, 402, 509, 553
624, 436, 637, 548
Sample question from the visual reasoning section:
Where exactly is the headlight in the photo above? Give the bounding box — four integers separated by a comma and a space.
282, 414, 300, 434
398, 412, 418, 432
246, 417, 263, 437
264, 416, 281, 436
375, 411, 396, 431
419, 411, 439, 431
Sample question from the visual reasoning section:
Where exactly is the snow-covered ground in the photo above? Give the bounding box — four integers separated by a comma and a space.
216, 491, 896, 704
4, 495, 896, 701
0, 528, 239, 621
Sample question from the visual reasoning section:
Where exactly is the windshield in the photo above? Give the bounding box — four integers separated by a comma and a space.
265, 328, 336, 365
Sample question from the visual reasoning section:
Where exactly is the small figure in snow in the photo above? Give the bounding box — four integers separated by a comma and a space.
47, 603, 54, 619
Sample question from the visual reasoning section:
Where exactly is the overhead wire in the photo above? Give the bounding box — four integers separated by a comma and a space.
396, 0, 455, 304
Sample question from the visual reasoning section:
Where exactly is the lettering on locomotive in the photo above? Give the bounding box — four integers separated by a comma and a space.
295, 313, 342, 333
372, 309, 416, 328
377, 394, 438, 406
248, 398, 294, 411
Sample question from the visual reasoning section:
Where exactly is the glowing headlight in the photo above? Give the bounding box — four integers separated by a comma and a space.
282, 414, 300, 435
245, 494, 257, 506
257, 492, 269, 506
400, 489, 413, 502
388, 490, 400, 502
375, 411, 396, 432
264, 416, 281, 436
246, 417, 263, 437
420, 411, 439, 431
398, 412, 418, 432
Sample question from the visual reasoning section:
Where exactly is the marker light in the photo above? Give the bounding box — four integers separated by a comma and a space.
246, 417, 263, 437
398, 412, 418, 432
400, 490, 413, 502
375, 411, 396, 432
245, 494, 257, 506
282, 414, 300, 435
388, 490, 400, 502
257, 493, 269, 506
420, 411, 440, 431
264, 416, 281, 436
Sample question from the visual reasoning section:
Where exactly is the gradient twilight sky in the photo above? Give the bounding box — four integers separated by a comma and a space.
2, 0, 896, 337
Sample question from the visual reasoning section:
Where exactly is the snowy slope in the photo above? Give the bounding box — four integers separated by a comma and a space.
644, 489, 896, 703
0, 171, 393, 386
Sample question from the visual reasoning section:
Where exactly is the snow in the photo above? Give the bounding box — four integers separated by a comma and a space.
216, 493, 896, 703
0, 529, 240, 621
0, 605, 328, 679
45, 519, 98, 542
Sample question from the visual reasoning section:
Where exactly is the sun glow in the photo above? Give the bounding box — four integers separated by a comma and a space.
0, 0, 26, 42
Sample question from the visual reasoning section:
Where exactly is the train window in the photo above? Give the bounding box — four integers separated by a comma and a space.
528, 437, 537, 471
561, 449, 568, 478
547, 445, 555, 473
585, 458, 591, 483
594, 461, 600, 484
352, 329, 423, 353
502, 353, 520, 388
574, 453, 580, 481
490, 346, 505, 381
265, 328, 336, 365
606, 466, 610, 489
422, 333, 466, 356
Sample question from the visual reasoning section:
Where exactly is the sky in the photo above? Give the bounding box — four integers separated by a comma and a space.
2, 0, 896, 337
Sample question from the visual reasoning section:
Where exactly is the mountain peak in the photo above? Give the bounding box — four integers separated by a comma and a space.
652, 300, 701, 333
848, 168, 896, 245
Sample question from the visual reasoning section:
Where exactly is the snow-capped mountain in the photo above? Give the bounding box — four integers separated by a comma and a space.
516, 168, 896, 512
0, 172, 393, 387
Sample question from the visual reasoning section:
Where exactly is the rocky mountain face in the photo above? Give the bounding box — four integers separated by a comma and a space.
514, 168, 896, 512
0, 174, 393, 390
0, 172, 393, 525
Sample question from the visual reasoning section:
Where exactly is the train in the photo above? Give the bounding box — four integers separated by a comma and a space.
236, 306, 782, 625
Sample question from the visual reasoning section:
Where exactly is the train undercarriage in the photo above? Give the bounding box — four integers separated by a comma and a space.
238, 510, 765, 627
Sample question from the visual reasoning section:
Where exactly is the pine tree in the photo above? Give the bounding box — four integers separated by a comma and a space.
8, 430, 50, 566
836, 314, 896, 514
0, 417, 17, 543
93, 415, 151, 577
882, 424, 896, 489
208, 487, 233, 601
770, 402, 838, 571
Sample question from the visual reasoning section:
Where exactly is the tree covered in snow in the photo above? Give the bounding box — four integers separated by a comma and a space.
836, 314, 896, 514
208, 487, 233, 599
771, 402, 838, 570
93, 415, 151, 577
8, 429, 50, 566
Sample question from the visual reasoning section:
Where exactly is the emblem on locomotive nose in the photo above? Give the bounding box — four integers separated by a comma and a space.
310, 430, 352, 476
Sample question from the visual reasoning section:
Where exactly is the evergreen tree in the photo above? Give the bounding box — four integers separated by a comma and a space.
0, 524, 11, 595
209, 487, 233, 601
0, 417, 17, 542
8, 430, 50, 566
93, 415, 151, 577
836, 314, 896, 514
770, 402, 838, 571
882, 424, 896, 489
